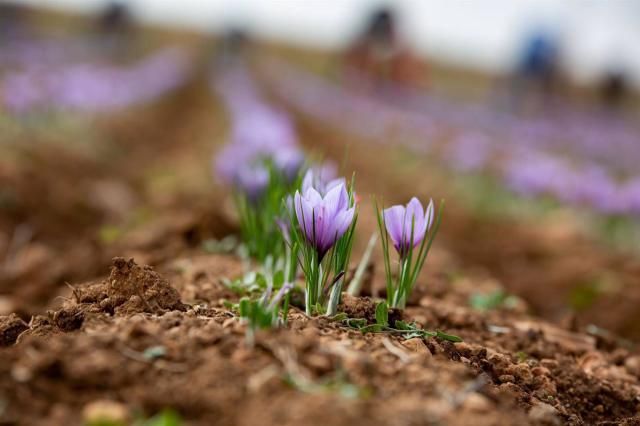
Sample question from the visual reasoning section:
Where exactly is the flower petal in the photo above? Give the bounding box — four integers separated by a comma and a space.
383, 205, 405, 250
405, 197, 426, 247
334, 206, 355, 240
301, 169, 314, 194
425, 199, 435, 232
304, 187, 323, 206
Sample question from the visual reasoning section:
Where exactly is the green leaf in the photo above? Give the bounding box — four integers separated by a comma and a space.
273, 269, 285, 288
254, 273, 268, 290
375, 301, 388, 326
469, 290, 505, 311
436, 330, 463, 343
328, 313, 348, 322
238, 298, 252, 318
394, 320, 413, 331
345, 318, 367, 329
142, 409, 182, 426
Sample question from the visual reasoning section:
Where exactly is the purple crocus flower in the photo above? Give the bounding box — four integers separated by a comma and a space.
383, 197, 434, 258
234, 166, 269, 202
273, 146, 305, 181
294, 183, 355, 260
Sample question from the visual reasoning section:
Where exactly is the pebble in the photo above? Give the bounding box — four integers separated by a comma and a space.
462, 393, 492, 413
11, 365, 32, 383
528, 401, 561, 425
401, 338, 432, 357
0, 297, 14, 315
82, 400, 129, 425
624, 356, 640, 377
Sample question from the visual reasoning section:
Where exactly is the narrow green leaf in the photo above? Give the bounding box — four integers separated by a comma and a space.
375, 301, 389, 326
436, 330, 463, 342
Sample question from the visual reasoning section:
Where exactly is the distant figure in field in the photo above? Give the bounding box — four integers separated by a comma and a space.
100, 2, 131, 34
0, 3, 28, 42
214, 29, 250, 68
97, 2, 135, 57
599, 70, 628, 110
512, 31, 560, 111
344, 8, 425, 89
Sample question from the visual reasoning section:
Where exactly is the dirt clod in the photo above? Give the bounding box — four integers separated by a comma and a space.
106, 257, 186, 314
0, 314, 29, 346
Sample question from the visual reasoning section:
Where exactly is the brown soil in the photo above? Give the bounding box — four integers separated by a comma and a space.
2, 255, 640, 425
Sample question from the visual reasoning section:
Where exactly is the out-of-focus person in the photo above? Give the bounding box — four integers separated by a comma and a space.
0, 3, 28, 42
511, 30, 561, 112
599, 69, 628, 111
344, 8, 426, 90
214, 28, 250, 69
96, 1, 135, 58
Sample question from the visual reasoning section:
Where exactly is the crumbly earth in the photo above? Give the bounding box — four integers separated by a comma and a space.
1, 24, 640, 425
1, 255, 640, 425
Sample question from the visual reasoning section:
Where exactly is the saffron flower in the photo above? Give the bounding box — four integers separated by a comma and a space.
376, 197, 443, 309
383, 197, 434, 258
294, 183, 355, 260
213, 66, 306, 261
290, 180, 358, 316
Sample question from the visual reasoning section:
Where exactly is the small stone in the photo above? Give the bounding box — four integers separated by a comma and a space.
0, 296, 14, 315
528, 401, 561, 425
305, 354, 332, 372
401, 338, 431, 357
83, 400, 129, 425
11, 365, 32, 382
462, 393, 492, 413
624, 356, 640, 377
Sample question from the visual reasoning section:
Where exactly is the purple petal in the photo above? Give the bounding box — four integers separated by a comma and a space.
304, 187, 323, 206
333, 206, 355, 240
425, 199, 435, 231
322, 183, 347, 215
301, 169, 314, 194
405, 197, 426, 247
383, 205, 405, 250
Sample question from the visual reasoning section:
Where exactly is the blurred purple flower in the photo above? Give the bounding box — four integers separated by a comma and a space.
273, 146, 305, 180
383, 197, 434, 258
2, 47, 190, 113
234, 166, 269, 202
294, 183, 355, 260
301, 167, 345, 196
268, 282, 294, 310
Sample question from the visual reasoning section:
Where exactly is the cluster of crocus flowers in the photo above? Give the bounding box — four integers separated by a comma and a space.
213, 65, 305, 260
377, 197, 443, 309
2, 47, 191, 114
290, 170, 357, 315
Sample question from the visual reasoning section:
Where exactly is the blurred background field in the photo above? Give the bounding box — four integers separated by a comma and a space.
1, 1, 640, 339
